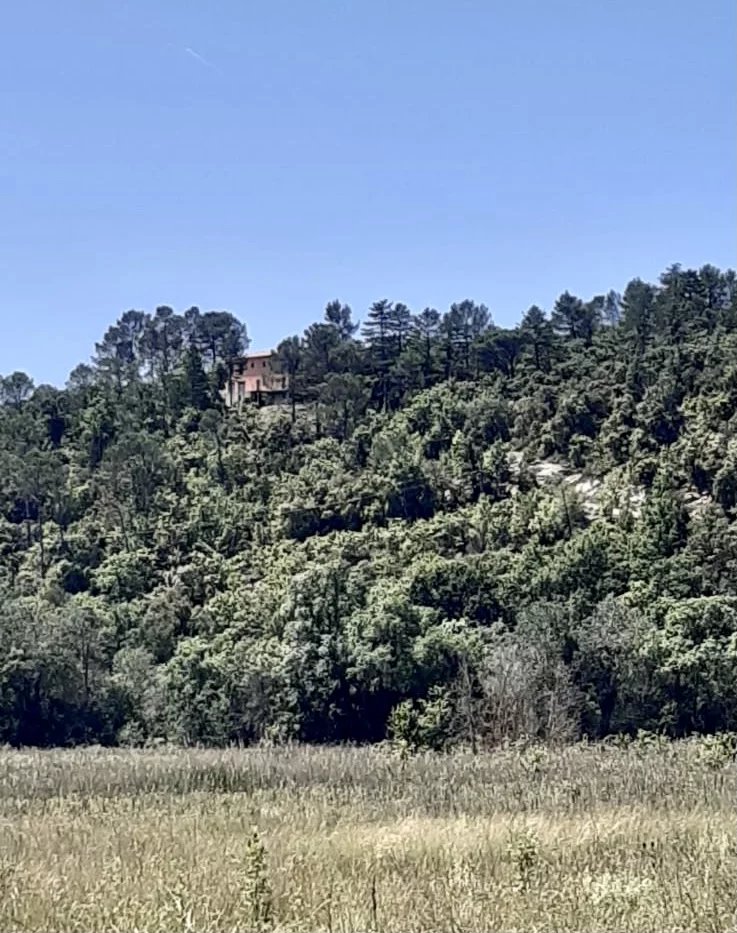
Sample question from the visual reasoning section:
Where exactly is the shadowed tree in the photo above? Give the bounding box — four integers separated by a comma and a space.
277, 335, 303, 423
363, 299, 395, 410
94, 310, 148, 392
324, 300, 359, 341
520, 305, 553, 371
0, 372, 35, 410
411, 308, 441, 386
622, 278, 657, 350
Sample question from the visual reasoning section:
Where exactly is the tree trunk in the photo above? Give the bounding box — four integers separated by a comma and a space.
37, 508, 46, 578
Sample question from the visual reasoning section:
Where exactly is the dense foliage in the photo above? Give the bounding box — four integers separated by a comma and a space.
2, 265, 737, 747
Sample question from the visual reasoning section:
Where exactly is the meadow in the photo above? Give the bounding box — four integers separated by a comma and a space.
0, 739, 735, 932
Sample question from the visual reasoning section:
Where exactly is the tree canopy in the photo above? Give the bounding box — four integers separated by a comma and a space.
2, 267, 737, 747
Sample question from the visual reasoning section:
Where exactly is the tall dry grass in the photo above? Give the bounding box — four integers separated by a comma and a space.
0, 740, 734, 931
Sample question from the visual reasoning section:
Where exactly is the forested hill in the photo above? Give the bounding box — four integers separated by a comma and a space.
3, 265, 737, 748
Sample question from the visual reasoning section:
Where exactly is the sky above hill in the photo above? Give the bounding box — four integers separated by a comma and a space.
1, 0, 735, 385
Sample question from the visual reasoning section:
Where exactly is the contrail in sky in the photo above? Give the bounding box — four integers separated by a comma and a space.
184, 46, 222, 74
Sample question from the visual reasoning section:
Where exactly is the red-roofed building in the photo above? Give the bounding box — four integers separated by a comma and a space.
223, 350, 289, 406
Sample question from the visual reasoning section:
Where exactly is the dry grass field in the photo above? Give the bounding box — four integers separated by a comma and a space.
0, 739, 735, 932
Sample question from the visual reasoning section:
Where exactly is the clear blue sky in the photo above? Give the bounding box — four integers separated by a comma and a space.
1, 0, 735, 385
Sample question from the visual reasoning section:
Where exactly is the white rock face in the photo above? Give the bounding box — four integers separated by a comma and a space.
507, 451, 715, 523
506, 453, 663, 520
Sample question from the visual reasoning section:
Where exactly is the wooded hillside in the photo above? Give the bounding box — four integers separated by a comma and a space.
2, 264, 737, 747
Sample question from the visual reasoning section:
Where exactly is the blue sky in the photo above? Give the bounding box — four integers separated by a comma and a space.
1, 0, 735, 385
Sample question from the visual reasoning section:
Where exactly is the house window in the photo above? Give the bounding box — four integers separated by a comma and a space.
237, 382, 245, 399
251, 361, 255, 369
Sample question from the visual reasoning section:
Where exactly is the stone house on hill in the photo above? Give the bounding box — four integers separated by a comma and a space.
223, 350, 289, 406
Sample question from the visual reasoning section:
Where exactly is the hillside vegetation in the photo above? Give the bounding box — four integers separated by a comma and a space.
2, 265, 737, 747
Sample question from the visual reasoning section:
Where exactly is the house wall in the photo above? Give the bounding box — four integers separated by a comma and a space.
224, 352, 288, 406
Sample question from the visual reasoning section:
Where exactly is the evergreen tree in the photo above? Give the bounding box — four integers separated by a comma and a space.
520, 305, 552, 371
